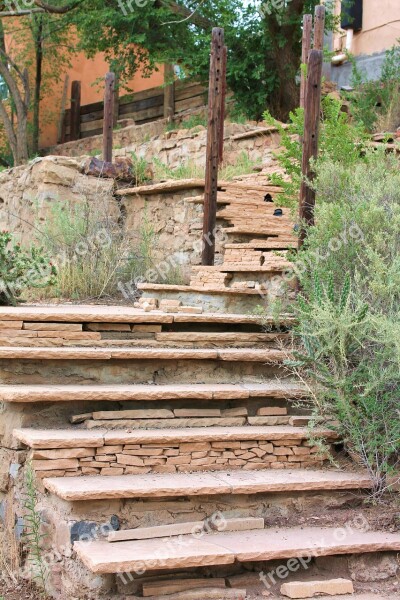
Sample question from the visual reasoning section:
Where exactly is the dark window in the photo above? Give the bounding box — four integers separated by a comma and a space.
341, 0, 363, 31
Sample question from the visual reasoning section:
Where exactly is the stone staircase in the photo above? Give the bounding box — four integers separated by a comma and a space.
1, 146, 399, 599
0, 304, 399, 599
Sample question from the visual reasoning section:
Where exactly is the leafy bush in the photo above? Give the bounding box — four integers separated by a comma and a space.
263, 95, 367, 209
0, 232, 56, 305
289, 151, 400, 496
348, 44, 400, 132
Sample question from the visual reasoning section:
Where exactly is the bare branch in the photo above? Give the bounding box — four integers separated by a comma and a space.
161, 0, 206, 25
157, 0, 213, 29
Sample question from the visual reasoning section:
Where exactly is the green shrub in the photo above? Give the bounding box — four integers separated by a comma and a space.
348, 44, 400, 132
263, 95, 367, 209
130, 152, 151, 185
289, 150, 400, 496
0, 232, 56, 306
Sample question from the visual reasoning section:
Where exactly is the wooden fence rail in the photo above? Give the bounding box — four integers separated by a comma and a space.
61, 79, 208, 143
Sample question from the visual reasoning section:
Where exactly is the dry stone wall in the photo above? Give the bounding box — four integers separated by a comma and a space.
0, 121, 282, 277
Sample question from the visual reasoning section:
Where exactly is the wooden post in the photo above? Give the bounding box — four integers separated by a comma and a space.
113, 71, 120, 128
58, 74, 69, 144
300, 15, 312, 109
202, 27, 225, 266
218, 45, 227, 164
163, 63, 175, 121
313, 4, 326, 51
103, 72, 115, 163
70, 80, 81, 141
299, 49, 323, 247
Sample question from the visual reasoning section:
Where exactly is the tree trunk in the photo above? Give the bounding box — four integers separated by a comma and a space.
32, 15, 43, 156
0, 19, 29, 165
16, 112, 29, 165
270, 41, 300, 120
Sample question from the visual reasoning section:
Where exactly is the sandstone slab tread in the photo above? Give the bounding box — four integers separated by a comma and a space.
0, 382, 306, 403
13, 426, 336, 449
43, 469, 372, 501
74, 526, 400, 574
0, 305, 288, 325
0, 346, 285, 362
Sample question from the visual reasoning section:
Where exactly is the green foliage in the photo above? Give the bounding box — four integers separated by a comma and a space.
263, 96, 367, 209
72, 0, 334, 121
219, 151, 259, 180
153, 157, 204, 181
0, 232, 56, 306
348, 44, 400, 132
153, 150, 257, 182
290, 151, 400, 495
23, 464, 47, 592
130, 152, 152, 185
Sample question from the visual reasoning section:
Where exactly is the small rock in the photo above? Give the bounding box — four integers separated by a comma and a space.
280, 578, 354, 598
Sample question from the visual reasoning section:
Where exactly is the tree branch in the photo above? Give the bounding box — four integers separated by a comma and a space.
33, 0, 84, 13
157, 0, 214, 29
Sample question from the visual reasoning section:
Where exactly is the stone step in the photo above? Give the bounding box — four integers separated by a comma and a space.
224, 239, 296, 250
74, 526, 400, 574
0, 305, 288, 326
43, 469, 372, 501
0, 382, 307, 403
13, 425, 337, 449
191, 261, 291, 273
138, 283, 293, 314
153, 332, 288, 345
0, 346, 286, 362
139, 283, 264, 295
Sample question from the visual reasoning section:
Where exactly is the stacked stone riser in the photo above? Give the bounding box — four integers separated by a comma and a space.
30, 438, 328, 479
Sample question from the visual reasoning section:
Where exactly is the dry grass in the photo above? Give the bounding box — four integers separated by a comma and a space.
32, 185, 157, 302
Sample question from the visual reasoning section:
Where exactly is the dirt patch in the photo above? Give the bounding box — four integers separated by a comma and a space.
0, 579, 44, 600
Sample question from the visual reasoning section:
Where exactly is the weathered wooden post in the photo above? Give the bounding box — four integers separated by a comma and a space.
299, 49, 323, 247
103, 72, 115, 163
163, 63, 175, 121
113, 71, 120, 128
218, 45, 227, 164
58, 75, 69, 144
313, 4, 326, 51
70, 80, 81, 141
300, 14, 312, 109
202, 27, 225, 266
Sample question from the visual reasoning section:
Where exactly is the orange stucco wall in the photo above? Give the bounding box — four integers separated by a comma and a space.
333, 0, 400, 56
40, 53, 164, 148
